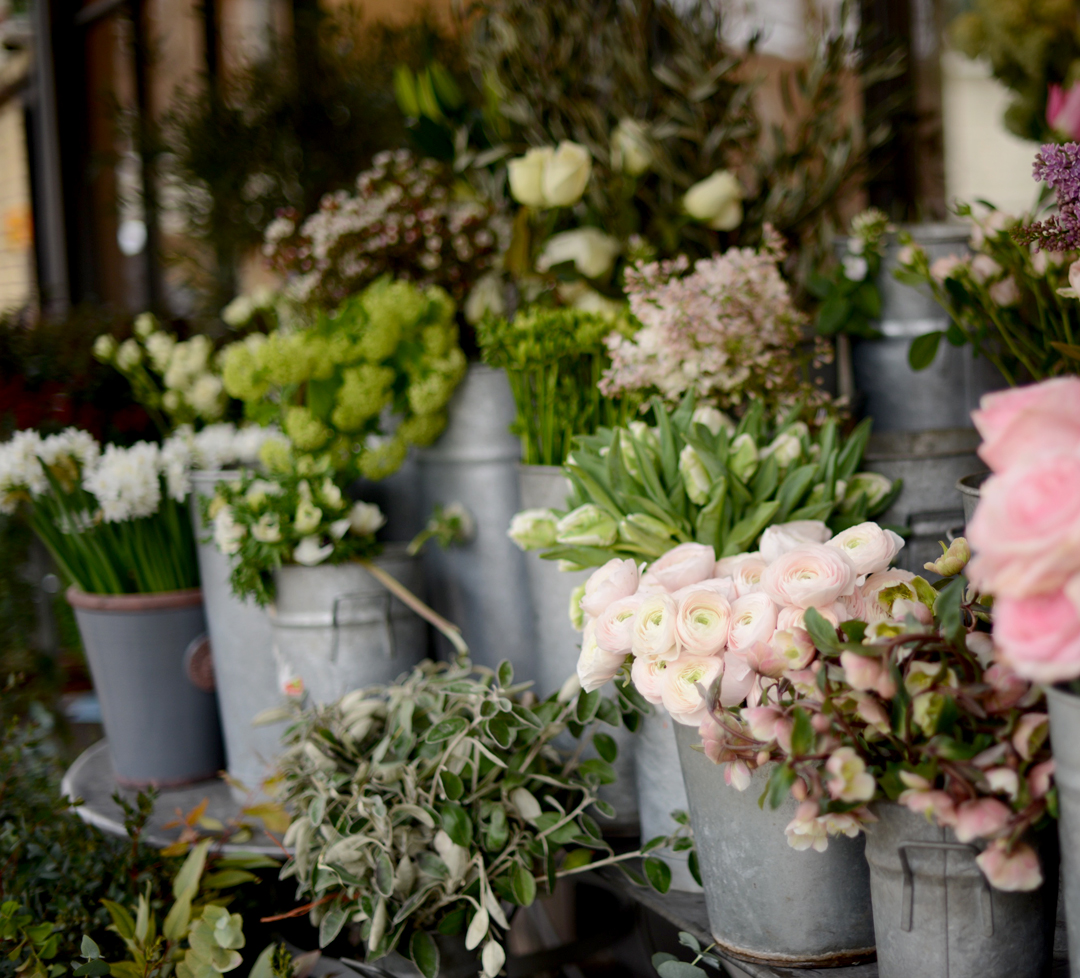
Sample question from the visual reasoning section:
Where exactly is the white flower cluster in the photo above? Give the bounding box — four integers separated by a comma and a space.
166, 423, 287, 472
85, 442, 163, 522
0, 431, 49, 512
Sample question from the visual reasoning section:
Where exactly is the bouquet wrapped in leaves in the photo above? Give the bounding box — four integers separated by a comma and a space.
271, 659, 685, 977
510, 396, 899, 571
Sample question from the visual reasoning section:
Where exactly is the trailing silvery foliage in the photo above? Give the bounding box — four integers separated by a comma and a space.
270, 659, 686, 977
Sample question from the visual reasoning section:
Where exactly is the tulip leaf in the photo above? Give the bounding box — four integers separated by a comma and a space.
644, 856, 672, 894
836, 418, 873, 481
409, 931, 440, 978
803, 606, 840, 654
775, 463, 818, 521
721, 500, 780, 556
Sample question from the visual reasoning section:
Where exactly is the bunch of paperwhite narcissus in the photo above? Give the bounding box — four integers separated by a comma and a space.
204, 449, 387, 606
685, 543, 1054, 893
0, 427, 198, 593
965, 377, 1080, 685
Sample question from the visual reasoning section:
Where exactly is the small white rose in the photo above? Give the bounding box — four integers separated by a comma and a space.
683, 169, 743, 231
348, 501, 386, 536
507, 147, 554, 208
541, 141, 592, 207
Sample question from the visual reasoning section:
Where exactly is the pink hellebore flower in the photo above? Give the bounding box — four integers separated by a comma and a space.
983, 767, 1020, 801
785, 801, 829, 852
898, 771, 957, 826
983, 663, 1029, 712
953, 798, 1012, 843
724, 759, 752, 791
1028, 760, 1055, 799
744, 706, 784, 742
1048, 83, 1080, 142
840, 650, 896, 699
976, 839, 1043, 892
1012, 712, 1049, 761
698, 713, 731, 765
718, 648, 757, 707
825, 747, 876, 803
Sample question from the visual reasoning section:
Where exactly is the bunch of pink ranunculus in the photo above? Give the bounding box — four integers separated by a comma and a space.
966, 377, 1080, 684
573, 519, 906, 724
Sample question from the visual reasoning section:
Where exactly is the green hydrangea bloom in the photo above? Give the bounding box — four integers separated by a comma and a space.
399, 411, 447, 447
421, 323, 457, 357
357, 281, 423, 360
260, 333, 315, 385
423, 285, 455, 328
331, 364, 394, 431
359, 434, 408, 480
259, 438, 293, 474
221, 342, 269, 401
285, 406, 332, 451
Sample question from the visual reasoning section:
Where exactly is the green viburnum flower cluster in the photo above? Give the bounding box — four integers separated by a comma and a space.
220, 278, 465, 482
202, 455, 386, 605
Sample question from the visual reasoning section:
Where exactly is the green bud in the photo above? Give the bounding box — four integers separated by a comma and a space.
507, 508, 559, 551
729, 432, 759, 482
924, 537, 971, 578
678, 444, 711, 505
555, 504, 618, 547
842, 472, 893, 513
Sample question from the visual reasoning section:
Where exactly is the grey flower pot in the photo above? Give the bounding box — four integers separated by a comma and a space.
68, 586, 223, 787
864, 801, 1056, 978
956, 471, 990, 527
1047, 686, 1080, 978
674, 722, 875, 966
270, 548, 426, 705
190, 469, 282, 797
417, 365, 536, 680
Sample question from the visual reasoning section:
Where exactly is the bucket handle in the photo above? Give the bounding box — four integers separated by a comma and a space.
329, 590, 395, 663
897, 840, 993, 936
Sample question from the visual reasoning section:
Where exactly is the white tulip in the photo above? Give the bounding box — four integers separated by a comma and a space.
683, 170, 743, 231
507, 147, 553, 207
537, 228, 620, 279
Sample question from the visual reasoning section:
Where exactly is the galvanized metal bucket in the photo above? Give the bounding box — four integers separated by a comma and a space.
636, 710, 698, 891
518, 463, 639, 834
956, 471, 989, 527
67, 587, 223, 787
862, 429, 982, 576
417, 365, 536, 680
191, 469, 283, 798
864, 801, 1057, 978
848, 223, 1005, 432
1047, 686, 1080, 978
674, 722, 875, 966
350, 452, 426, 543
270, 548, 426, 705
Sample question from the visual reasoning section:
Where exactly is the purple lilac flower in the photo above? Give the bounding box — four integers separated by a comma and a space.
1013, 143, 1080, 252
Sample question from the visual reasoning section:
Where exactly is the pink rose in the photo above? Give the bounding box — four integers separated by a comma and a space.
580, 557, 640, 618
576, 620, 628, 693
674, 585, 732, 655
976, 839, 1043, 892
660, 651, 723, 726
954, 798, 1012, 843
631, 592, 679, 661
761, 544, 858, 609
1048, 82, 1080, 143
993, 590, 1080, 684
727, 592, 779, 652
717, 648, 757, 707
715, 552, 767, 596
827, 522, 905, 581
630, 653, 667, 705
594, 593, 644, 655
640, 542, 716, 592
861, 568, 916, 622
972, 377, 1080, 473
967, 455, 1080, 598
758, 520, 832, 563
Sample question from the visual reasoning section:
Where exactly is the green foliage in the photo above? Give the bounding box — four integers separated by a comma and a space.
273, 659, 688, 969
808, 209, 888, 340
477, 306, 638, 465
651, 931, 723, 978
526, 395, 897, 569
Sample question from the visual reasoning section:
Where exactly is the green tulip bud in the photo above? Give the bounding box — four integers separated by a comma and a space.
507, 508, 559, 551
679, 444, 711, 505
729, 432, 759, 482
555, 504, 618, 547
842, 471, 894, 513
618, 512, 677, 552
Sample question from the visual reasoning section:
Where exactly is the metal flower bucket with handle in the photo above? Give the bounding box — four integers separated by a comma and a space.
674, 722, 875, 966
863, 801, 1057, 978
270, 548, 426, 705
1046, 685, 1080, 978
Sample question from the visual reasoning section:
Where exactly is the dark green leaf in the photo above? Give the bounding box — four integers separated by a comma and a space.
592, 733, 618, 763
511, 862, 537, 907
576, 689, 602, 724
592, 799, 617, 819
688, 851, 702, 887
426, 717, 469, 744
840, 620, 867, 643
437, 907, 465, 936
578, 758, 617, 784
440, 771, 464, 801
762, 763, 797, 810
409, 931, 440, 978
803, 606, 840, 654
816, 294, 852, 335
908, 331, 943, 371
497, 661, 514, 687
790, 707, 814, 756
484, 806, 509, 852
644, 857, 672, 894
441, 803, 473, 848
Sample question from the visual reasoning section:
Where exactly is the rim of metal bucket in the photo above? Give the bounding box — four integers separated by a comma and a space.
956, 471, 991, 498
709, 936, 877, 969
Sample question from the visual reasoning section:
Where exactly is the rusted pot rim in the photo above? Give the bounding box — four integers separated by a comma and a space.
712, 934, 876, 969
66, 586, 203, 612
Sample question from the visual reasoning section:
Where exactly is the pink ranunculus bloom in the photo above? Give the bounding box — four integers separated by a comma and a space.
594, 593, 644, 655
580, 557, 640, 618
687, 575, 738, 602
761, 543, 858, 610
1012, 712, 1049, 761
971, 376, 1080, 473
1028, 760, 1055, 799
993, 590, 1080, 684
837, 585, 866, 621
660, 650, 723, 726
976, 839, 1043, 892
1048, 82, 1080, 142
674, 584, 733, 655
727, 592, 779, 652
827, 522, 905, 582
641, 541, 716, 592
861, 568, 916, 622
630, 653, 667, 705
631, 591, 680, 661
953, 798, 1012, 843
758, 520, 833, 563
716, 552, 768, 597
967, 455, 1080, 599
576, 619, 629, 693
776, 602, 842, 633
718, 648, 757, 707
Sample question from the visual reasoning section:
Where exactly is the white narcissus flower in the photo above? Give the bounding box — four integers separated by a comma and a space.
537, 228, 621, 279
576, 619, 627, 693
679, 444, 711, 505
252, 514, 282, 543
759, 520, 832, 563
631, 591, 679, 661
84, 442, 162, 521
213, 506, 246, 556
507, 147, 553, 207
674, 585, 732, 656
660, 650, 723, 726
349, 501, 386, 536
541, 141, 592, 207
825, 747, 876, 803
683, 169, 743, 231
611, 117, 651, 176
293, 535, 333, 566
726, 592, 779, 652
827, 522, 905, 581
761, 543, 858, 609
507, 508, 559, 551
580, 557, 640, 619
